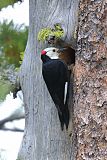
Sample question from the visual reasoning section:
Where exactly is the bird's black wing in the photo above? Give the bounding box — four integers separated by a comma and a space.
42, 59, 68, 103
42, 59, 69, 130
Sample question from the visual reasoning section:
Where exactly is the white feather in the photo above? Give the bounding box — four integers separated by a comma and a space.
64, 82, 68, 104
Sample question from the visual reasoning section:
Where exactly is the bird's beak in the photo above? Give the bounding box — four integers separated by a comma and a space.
57, 48, 66, 53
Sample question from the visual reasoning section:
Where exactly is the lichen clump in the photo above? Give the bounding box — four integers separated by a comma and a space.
38, 24, 64, 42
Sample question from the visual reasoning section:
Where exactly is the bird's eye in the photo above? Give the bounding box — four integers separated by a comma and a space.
53, 49, 55, 52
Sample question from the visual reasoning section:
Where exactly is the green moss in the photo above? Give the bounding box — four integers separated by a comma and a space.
38, 28, 52, 41
38, 24, 64, 42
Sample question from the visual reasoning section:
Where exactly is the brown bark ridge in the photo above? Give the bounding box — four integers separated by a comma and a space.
17, 0, 79, 160
74, 0, 107, 159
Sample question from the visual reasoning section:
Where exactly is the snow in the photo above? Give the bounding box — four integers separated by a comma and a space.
0, 130, 23, 160
4, 119, 25, 131
0, 0, 29, 26
0, 92, 23, 121
0, 93, 24, 160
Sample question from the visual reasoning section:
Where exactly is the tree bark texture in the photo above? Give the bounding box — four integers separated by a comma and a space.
18, 0, 79, 160
74, 0, 107, 159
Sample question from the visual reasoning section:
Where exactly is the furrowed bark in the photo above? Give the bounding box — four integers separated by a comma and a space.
74, 0, 107, 159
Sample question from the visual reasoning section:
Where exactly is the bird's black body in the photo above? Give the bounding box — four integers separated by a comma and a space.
41, 54, 69, 130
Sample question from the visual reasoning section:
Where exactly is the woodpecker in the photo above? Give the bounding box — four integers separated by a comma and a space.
41, 48, 70, 130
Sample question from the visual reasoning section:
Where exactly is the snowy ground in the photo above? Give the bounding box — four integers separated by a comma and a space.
0, 93, 24, 160
0, 92, 24, 121
0, 131, 23, 160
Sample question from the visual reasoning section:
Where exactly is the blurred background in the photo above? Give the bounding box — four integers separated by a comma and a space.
0, 0, 29, 159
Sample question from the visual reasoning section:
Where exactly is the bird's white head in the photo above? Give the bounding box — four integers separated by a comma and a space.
41, 47, 59, 59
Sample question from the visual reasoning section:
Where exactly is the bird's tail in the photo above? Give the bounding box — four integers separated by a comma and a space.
54, 95, 70, 130
58, 105, 69, 131
63, 105, 69, 130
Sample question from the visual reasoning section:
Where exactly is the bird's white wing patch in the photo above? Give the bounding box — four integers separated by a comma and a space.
64, 82, 68, 104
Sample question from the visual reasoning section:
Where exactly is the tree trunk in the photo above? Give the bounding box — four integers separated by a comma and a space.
18, 0, 79, 160
74, 0, 107, 159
